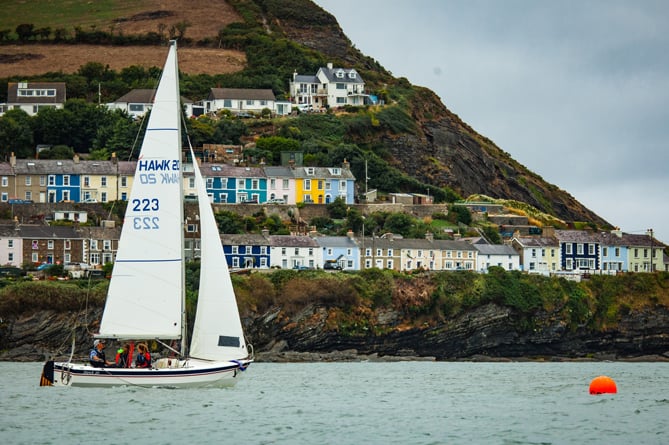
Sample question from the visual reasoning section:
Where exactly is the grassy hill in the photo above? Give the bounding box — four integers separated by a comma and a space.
0, 0, 609, 228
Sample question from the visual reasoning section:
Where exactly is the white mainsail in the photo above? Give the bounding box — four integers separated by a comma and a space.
99, 42, 185, 340
188, 150, 247, 361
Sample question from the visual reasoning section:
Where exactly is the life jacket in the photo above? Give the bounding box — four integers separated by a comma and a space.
136, 351, 151, 368
115, 352, 129, 368
89, 348, 106, 368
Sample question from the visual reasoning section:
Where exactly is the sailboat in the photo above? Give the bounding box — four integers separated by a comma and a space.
40, 41, 253, 388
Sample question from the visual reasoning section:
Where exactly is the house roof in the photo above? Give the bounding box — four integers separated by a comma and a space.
263, 166, 295, 178
208, 88, 276, 101
290, 166, 355, 180
13, 159, 120, 175
293, 74, 319, 84
268, 235, 319, 248
7, 82, 66, 104
16, 224, 80, 239
512, 236, 559, 248
111, 88, 193, 104
318, 67, 365, 84
200, 164, 266, 178
554, 230, 600, 243
315, 236, 358, 249
474, 244, 518, 256
221, 233, 270, 245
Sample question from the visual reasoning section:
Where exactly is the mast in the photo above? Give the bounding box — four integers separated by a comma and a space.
171, 41, 188, 357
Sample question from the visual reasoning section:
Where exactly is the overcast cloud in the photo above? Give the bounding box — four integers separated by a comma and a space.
315, 0, 669, 243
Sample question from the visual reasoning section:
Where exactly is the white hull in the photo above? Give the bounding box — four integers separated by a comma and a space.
44, 359, 252, 388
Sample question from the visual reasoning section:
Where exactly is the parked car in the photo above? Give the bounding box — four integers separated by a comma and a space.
293, 265, 314, 270
324, 261, 343, 270
266, 198, 285, 204
296, 103, 313, 113
8, 199, 33, 204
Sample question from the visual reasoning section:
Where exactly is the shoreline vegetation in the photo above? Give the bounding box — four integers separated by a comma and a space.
1, 269, 668, 362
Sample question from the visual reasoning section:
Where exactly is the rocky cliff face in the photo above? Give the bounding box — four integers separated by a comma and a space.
4, 303, 666, 362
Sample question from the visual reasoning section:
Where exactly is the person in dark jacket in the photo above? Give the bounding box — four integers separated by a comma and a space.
89, 339, 113, 367
115, 344, 130, 368
135, 343, 152, 368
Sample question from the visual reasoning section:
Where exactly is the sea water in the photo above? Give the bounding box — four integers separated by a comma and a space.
0, 361, 666, 444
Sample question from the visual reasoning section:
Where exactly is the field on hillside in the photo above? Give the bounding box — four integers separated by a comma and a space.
0, 45, 246, 77
0, 0, 245, 76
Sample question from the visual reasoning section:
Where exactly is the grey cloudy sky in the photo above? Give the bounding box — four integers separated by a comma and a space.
315, 0, 669, 243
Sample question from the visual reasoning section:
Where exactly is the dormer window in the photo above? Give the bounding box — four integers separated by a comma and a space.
336, 70, 344, 78
348, 72, 357, 79
306, 167, 315, 175
330, 168, 341, 175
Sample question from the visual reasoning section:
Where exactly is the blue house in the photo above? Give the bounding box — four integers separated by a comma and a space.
221, 233, 271, 269
555, 230, 600, 271
201, 164, 266, 203
315, 234, 359, 270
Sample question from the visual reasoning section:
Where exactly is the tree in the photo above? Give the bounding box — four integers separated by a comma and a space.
37, 145, 75, 160
383, 213, 415, 238
15, 23, 34, 41
0, 109, 34, 159
326, 197, 348, 219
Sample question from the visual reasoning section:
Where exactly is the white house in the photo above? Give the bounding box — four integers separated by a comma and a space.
289, 63, 367, 110
202, 88, 277, 116
106, 89, 199, 118
1, 82, 66, 116
474, 244, 521, 272
269, 235, 322, 269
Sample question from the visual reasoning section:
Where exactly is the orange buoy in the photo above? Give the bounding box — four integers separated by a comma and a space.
589, 375, 617, 394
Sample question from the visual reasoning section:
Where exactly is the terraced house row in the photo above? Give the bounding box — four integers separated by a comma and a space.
1, 222, 665, 275
0, 154, 355, 205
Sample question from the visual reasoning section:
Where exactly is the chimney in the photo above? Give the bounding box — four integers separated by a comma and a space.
342, 158, 349, 169
293, 70, 297, 81
73, 153, 79, 163
261, 228, 269, 237
111, 152, 117, 164
425, 231, 434, 242
327, 62, 333, 70
10, 152, 16, 167
542, 226, 555, 237
346, 230, 354, 239
611, 227, 623, 238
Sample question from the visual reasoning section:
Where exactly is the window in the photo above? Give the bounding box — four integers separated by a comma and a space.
340, 180, 346, 190
64, 240, 71, 250
32, 252, 39, 262
101, 192, 107, 202
83, 176, 90, 187
336, 82, 345, 89
232, 246, 238, 254
336, 97, 347, 104
246, 100, 254, 106
304, 179, 311, 191
101, 177, 107, 187
365, 248, 371, 256
260, 246, 267, 255
8, 240, 13, 248
8, 253, 13, 262
90, 240, 98, 250
282, 179, 289, 189
187, 224, 197, 232
376, 248, 382, 257
1, 193, 6, 202
232, 257, 239, 268
238, 179, 245, 188
588, 244, 595, 255
577, 244, 584, 255
62, 190, 70, 201
615, 247, 620, 257
32, 240, 39, 250
129, 104, 144, 112
565, 244, 572, 254
223, 99, 232, 108
64, 253, 71, 263
317, 180, 324, 190
47, 240, 54, 250
602, 247, 608, 256
252, 179, 259, 189
294, 248, 299, 255
40, 176, 46, 186
121, 176, 127, 187
1, 177, 6, 187
207, 178, 214, 188
281, 248, 286, 255
387, 260, 393, 269
121, 192, 127, 201
308, 248, 314, 256
48, 175, 55, 186
270, 178, 276, 189
90, 253, 100, 265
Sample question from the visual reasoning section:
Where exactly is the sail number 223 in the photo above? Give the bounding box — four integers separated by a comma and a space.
132, 198, 159, 230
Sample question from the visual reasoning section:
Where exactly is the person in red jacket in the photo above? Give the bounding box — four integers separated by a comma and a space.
135, 343, 152, 368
